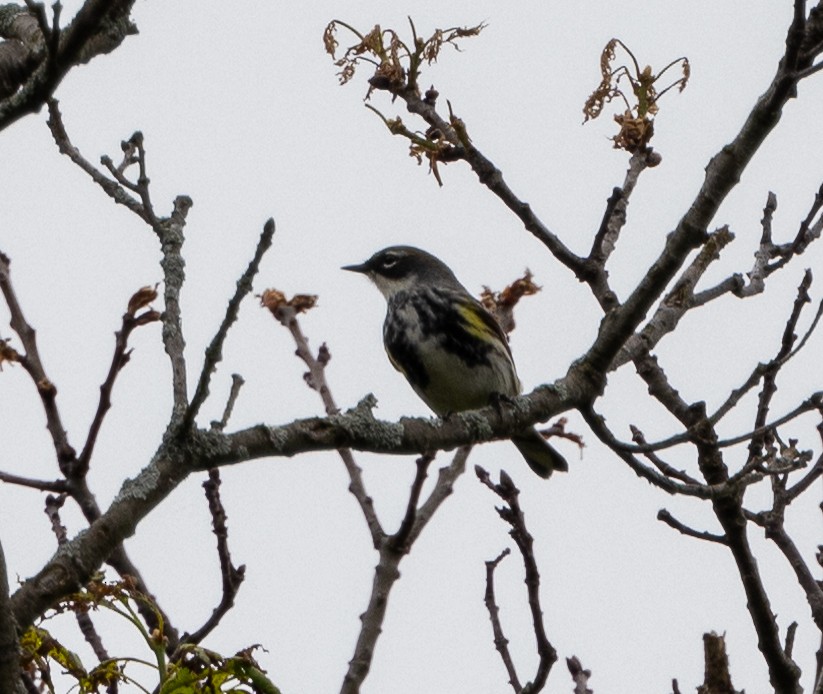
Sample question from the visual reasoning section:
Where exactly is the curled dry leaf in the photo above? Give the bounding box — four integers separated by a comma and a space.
480, 270, 541, 333
0, 338, 20, 370
259, 289, 318, 315
583, 38, 688, 152
612, 110, 655, 152
127, 284, 159, 316
325, 18, 485, 95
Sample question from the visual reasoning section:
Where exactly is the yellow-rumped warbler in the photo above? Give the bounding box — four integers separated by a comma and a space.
343, 245, 568, 478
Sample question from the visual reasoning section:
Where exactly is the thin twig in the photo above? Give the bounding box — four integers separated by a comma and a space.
391, 453, 433, 550
45, 494, 113, 668
46, 100, 150, 221
182, 219, 275, 431
211, 374, 245, 432
612, 226, 735, 369
477, 466, 557, 692
0, 471, 68, 493
581, 406, 711, 498
180, 469, 246, 646
657, 509, 728, 545
748, 270, 813, 463
630, 426, 700, 484
0, 250, 76, 472
268, 300, 383, 545
483, 548, 521, 693
567, 656, 594, 694
78, 292, 161, 474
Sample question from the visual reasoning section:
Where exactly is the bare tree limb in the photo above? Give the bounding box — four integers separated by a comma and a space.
477, 466, 557, 692
78, 289, 161, 475
483, 548, 521, 693
266, 297, 384, 546
211, 374, 245, 433
657, 509, 728, 545
47, 101, 151, 221
581, 405, 712, 497
0, 250, 76, 473
631, 355, 802, 690
567, 656, 594, 694
182, 218, 275, 431
697, 632, 742, 694
391, 453, 433, 550
0, 0, 138, 132
630, 425, 700, 484
44, 494, 113, 671
0, 471, 67, 493
179, 469, 246, 646
747, 270, 813, 464
339, 444, 469, 694
0, 537, 25, 694
47, 101, 194, 416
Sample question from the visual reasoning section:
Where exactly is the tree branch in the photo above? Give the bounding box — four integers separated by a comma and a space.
47, 101, 194, 417
0, 0, 138, 132
0, 250, 76, 473
657, 509, 728, 545
567, 656, 594, 694
265, 297, 384, 546
77, 288, 161, 474
483, 548, 521, 693
179, 468, 246, 646
339, 444, 469, 694
182, 218, 275, 431
0, 538, 24, 694
477, 467, 557, 692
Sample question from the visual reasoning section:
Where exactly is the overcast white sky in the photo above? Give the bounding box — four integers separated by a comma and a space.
2, 1, 822, 692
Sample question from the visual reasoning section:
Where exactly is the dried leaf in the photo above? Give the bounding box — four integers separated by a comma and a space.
259, 289, 318, 315
0, 338, 19, 370
480, 271, 542, 334
583, 38, 688, 152
127, 283, 159, 316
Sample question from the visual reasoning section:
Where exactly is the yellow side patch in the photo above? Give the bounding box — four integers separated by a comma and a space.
456, 302, 496, 340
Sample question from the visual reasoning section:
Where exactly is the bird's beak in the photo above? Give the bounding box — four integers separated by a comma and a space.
342, 261, 369, 274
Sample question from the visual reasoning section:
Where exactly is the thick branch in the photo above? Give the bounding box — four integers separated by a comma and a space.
579, 13, 818, 377
0, 0, 138, 132
0, 539, 24, 694
697, 632, 742, 694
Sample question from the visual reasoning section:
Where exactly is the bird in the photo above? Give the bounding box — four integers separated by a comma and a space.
342, 245, 568, 478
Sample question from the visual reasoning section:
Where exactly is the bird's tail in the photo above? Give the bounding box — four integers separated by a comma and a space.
511, 428, 569, 479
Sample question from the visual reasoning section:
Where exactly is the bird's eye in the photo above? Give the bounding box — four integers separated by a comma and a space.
381, 255, 399, 270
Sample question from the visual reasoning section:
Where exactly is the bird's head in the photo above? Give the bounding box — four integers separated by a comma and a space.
342, 246, 461, 299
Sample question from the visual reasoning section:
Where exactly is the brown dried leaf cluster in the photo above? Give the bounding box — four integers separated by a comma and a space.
324, 19, 485, 96
583, 38, 689, 152
259, 289, 318, 315
126, 284, 158, 316
420, 24, 486, 64
480, 270, 541, 334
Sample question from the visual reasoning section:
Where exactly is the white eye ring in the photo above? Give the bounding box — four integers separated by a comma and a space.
381, 256, 399, 269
